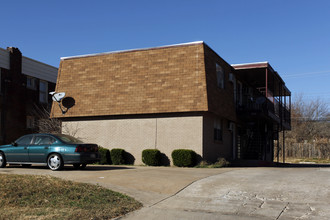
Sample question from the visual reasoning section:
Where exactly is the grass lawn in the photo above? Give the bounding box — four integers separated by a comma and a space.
0, 174, 142, 220
277, 157, 330, 164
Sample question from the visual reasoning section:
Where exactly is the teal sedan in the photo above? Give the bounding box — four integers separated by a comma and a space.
0, 133, 100, 171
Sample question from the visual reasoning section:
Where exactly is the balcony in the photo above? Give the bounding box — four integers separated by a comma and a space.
233, 62, 291, 130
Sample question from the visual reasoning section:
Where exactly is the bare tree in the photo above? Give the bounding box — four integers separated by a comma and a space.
62, 122, 82, 138
31, 104, 62, 134
287, 93, 329, 142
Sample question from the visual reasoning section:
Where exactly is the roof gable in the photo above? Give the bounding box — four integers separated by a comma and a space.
52, 42, 208, 118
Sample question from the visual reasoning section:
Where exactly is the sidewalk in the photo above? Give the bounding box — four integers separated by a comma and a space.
0, 165, 234, 206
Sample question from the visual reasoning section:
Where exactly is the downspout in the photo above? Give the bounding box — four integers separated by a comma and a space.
283, 129, 285, 164
277, 124, 280, 163
154, 118, 158, 149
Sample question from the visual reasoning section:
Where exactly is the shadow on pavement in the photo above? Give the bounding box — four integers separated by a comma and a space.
5, 164, 135, 171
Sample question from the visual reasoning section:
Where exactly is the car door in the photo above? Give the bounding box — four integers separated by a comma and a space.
5, 135, 33, 162
28, 135, 55, 163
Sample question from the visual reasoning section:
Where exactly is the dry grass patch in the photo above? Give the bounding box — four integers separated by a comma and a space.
283, 157, 330, 164
0, 174, 142, 220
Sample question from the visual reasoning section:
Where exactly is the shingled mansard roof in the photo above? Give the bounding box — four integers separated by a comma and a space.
51, 41, 210, 118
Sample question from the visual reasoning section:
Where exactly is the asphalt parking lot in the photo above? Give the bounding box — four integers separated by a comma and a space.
1, 165, 330, 219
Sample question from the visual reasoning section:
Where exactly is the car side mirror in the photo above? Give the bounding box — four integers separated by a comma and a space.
11, 142, 18, 147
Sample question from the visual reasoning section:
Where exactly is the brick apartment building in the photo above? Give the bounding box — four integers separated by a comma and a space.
51, 41, 291, 164
0, 47, 58, 144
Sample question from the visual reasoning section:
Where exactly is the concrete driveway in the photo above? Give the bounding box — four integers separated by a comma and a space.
1, 165, 330, 219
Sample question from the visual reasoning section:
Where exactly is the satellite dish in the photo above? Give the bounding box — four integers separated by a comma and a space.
62, 97, 75, 109
49, 92, 66, 102
49, 91, 74, 115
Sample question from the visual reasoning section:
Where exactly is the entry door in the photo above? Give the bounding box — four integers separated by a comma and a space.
231, 123, 236, 160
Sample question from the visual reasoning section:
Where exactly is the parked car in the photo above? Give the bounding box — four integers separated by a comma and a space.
0, 133, 100, 171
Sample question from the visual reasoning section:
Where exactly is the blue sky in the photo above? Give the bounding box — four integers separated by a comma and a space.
1, 0, 329, 106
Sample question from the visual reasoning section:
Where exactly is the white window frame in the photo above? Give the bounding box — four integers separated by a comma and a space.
39, 80, 48, 103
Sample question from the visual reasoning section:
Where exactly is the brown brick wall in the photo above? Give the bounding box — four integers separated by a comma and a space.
203, 44, 236, 121
52, 43, 209, 118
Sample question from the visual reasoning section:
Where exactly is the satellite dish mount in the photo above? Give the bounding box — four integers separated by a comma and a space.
49, 91, 75, 114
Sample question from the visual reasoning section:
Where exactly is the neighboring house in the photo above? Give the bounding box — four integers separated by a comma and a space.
0, 47, 58, 144
51, 41, 291, 164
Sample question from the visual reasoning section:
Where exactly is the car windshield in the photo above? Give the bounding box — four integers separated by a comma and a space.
55, 134, 84, 144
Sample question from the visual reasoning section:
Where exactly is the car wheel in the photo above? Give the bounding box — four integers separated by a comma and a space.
73, 164, 81, 169
47, 153, 64, 171
80, 163, 87, 169
0, 152, 6, 168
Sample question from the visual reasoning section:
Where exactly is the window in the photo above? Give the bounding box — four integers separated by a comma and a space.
216, 63, 225, 89
15, 135, 33, 145
214, 118, 222, 141
237, 81, 242, 106
26, 116, 35, 129
26, 76, 37, 90
33, 136, 56, 145
39, 80, 48, 103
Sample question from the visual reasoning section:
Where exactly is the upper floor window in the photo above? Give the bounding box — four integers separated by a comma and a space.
39, 80, 48, 103
237, 81, 243, 106
27, 76, 37, 90
216, 63, 225, 89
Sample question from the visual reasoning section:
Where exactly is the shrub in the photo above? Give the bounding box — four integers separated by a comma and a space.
142, 149, 161, 166
171, 149, 197, 167
97, 146, 111, 165
195, 160, 210, 168
212, 157, 230, 168
195, 157, 230, 168
110, 148, 126, 165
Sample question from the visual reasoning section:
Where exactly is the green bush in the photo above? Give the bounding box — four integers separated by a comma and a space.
171, 149, 197, 167
97, 146, 111, 164
110, 148, 126, 165
142, 149, 161, 166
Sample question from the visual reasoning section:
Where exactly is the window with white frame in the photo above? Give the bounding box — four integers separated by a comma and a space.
214, 118, 222, 141
26, 76, 37, 90
39, 80, 48, 103
216, 63, 225, 89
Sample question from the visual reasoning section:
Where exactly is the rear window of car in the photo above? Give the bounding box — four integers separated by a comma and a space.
56, 134, 84, 144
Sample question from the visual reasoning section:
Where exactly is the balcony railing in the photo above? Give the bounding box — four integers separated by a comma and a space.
237, 91, 291, 129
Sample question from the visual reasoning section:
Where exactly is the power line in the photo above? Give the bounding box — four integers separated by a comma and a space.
283, 70, 330, 79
